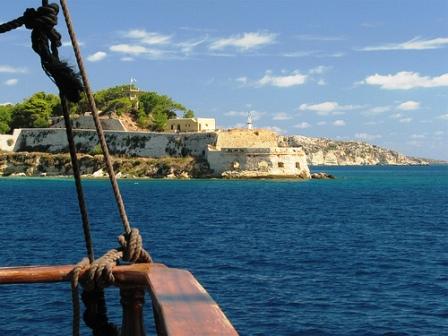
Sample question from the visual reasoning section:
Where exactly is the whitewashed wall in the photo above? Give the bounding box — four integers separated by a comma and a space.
8, 128, 218, 158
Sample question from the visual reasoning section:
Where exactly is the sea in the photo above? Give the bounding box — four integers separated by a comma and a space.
0, 165, 447, 335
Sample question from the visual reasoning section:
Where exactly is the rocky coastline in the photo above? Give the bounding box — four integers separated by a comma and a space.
0, 152, 208, 179
278, 135, 433, 166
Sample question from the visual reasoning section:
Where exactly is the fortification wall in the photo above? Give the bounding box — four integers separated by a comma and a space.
207, 147, 310, 178
11, 129, 218, 158
51, 115, 126, 131
215, 129, 278, 148
0, 130, 22, 152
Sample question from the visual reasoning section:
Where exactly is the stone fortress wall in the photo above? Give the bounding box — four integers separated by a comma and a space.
51, 115, 126, 131
0, 128, 310, 178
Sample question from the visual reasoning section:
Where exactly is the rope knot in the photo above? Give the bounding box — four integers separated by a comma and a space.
22, 2, 84, 102
118, 228, 153, 263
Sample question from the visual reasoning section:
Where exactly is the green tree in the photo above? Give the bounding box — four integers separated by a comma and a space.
10, 92, 60, 129
138, 92, 191, 130
151, 106, 168, 131
0, 104, 13, 134
183, 109, 195, 118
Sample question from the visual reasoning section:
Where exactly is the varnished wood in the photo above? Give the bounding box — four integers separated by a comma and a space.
120, 286, 146, 336
0, 263, 239, 335
146, 267, 239, 336
0, 263, 160, 285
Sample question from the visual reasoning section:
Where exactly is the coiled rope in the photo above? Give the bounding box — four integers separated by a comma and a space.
1, 1, 152, 335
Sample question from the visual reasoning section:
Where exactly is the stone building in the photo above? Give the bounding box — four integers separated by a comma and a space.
166, 118, 215, 132
206, 129, 310, 178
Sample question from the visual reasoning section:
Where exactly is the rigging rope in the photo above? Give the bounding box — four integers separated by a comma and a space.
1, 1, 152, 335
60, 0, 133, 235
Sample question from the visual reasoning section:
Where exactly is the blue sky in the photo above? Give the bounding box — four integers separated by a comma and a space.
1, 0, 447, 159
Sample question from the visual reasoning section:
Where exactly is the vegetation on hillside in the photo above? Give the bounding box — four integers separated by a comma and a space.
0, 104, 13, 134
0, 84, 195, 133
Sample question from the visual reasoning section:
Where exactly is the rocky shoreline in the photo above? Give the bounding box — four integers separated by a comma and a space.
0, 152, 208, 179
279, 136, 434, 166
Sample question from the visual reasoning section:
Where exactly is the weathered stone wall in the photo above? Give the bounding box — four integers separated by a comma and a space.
11, 129, 218, 158
0, 129, 21, 152
207, 147, 310, 178
215, 129, 278, 148
51, 115, 126, 131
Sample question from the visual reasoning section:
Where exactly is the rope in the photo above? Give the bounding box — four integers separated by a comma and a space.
2, 1, 153, 334
0, 16, 25, 34
59, 0, 133, 235
61, 96, 95, 263
71, 258, 90, 336
0, 1, 83, 102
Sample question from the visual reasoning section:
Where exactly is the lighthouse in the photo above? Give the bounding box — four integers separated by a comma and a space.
247, 111, 253, 130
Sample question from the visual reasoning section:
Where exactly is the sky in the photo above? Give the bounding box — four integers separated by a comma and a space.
0, 0, 447, 160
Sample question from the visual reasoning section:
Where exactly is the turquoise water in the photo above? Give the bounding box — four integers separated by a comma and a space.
0, 166, 447, 335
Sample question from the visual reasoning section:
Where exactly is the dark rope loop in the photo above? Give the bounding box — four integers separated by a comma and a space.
82, 288, 121, 336
0, 1, 83, 102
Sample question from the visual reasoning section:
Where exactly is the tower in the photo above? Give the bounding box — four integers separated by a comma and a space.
129, 77, 140, 109
247, 111, 253, 130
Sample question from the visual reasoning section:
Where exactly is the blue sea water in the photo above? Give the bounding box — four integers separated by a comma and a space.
0, 165, 447, 335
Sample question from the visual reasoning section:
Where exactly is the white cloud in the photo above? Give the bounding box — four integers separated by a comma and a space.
355, 133, 382, 140
399, 117, 413, 123
398, 100, 420, 110
87, 51, 107, 62
125, 29, 171, 45
296, 34, 345, 41
120, 57, 134, 62
411, 134, 425, 139
238, 70, 309, 88
333, 120, 346, 126
256, 70, 307, 88
362, 105, 392, 116
272, 112, 291, 121
209, 32, 276, 51
362, 71, 448, 90
317, 79, 327, 86
110, 44, 149, 55
177, 37, 208, 54
236, 77, 248, 85
281, 51, 317, 58
4, 78, 18, 86
299, 101, 359, 115
317, 121, 327, 126
264, 126, 284, 133
309, 65, 331, 75
109, 44, 167, 59
364, 121, 384, 126
438, 114, 448, 120
361, 37, 448, 51
224, 110, 265, 120
391, 113, 404, 119
62, 40, 85, 47
294, 122, 311, 129
0, 65, 27, 74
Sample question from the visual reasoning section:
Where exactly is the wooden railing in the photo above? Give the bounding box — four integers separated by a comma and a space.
0, 263, 239, 336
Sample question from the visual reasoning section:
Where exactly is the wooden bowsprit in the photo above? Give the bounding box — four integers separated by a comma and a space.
0, 263, 239, 336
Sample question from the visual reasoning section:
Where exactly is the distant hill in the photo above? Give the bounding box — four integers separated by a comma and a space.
278, 135, 439, 166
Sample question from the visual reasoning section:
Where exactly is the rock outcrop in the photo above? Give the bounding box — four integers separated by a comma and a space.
0, 152, 206, 178
278, 135, 430, 166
